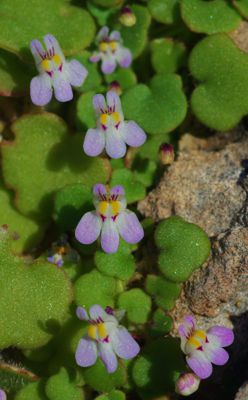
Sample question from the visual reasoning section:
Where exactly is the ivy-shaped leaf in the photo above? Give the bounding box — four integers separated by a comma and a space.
118, 289, 152, 324
148, 0, 181, 24
146, 275, 182, 310
110, 168, 146, 203
151, 38, 186, 74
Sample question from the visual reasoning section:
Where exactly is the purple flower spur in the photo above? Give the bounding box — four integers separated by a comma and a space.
30, 34, 88, 106
75, 304, 140, 373
75, 183, 144, 253
90, 26, 132, 74
178, 315, 234, 379
83, 90, 146, 159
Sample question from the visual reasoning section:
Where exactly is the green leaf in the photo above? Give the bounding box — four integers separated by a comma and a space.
118, 289, 151, 324
146, 275, 181, 310
155, 216, 211, 283
181, 0, 241, 34
82, 360, 126, 393
0, 184, 45, 253
0, 0, 95, 62
77, 91, 96, 130
87, 1, 118, 26
92, 0, 124, 8
95, 240, 136, 280
149, 309, 173, 337
104, 69, 137, 90
190, 34, 248, 130
72, 51, 102, 93
139, 134, 171, 161
233, 0, 248, 18
45, 368, 84, 400
0, 49, 34, 97
95, 390, 126, 400
151, 38, 186, 74
110, 169, 146, 203
0, 228, 72, 349
132, 338, 185, 399
0, 363, 38, 394
133, 157, 157, 187
118, 5, 151, 59
1, 113, 110, 222
54, 184, 92, 232
122, 74, 187, 135
148, 0, 181, 24
75, 269, 118, 309
15, 380, 48, 400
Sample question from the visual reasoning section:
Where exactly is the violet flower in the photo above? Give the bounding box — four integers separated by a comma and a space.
75, 184, 144, 254
0, 389, 6, 400
90, 26, 132, 74
175, 373, 200, 396
178, 315, 234, 379
83, 90, 146, 159
30, 34, 88, 106
75, 304, 140, 373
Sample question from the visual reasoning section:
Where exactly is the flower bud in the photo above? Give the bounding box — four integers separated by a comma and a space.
175, 373, 200, 396
108, 80, 122, 96
159, 143, 175, 165
119, 6, 136, 27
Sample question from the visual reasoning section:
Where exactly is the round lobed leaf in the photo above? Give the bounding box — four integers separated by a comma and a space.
15, 380, 48, 400
145, 275, 182, 310
75, 269, 117, 309
181, 0, 241, 34
95, 390, 126, 400
233, 0, 248, 18
155, 216, 211, 283
149, 309, 173, 338
0, 228, 72, 349
77, 91, 96, 130
110, 169, 146, 204
151, 38, 186, 75
45, 368, 84, 400
148, 0, 181, 24
105, 69, 137, 91
117, 289, 152, 324
122, 74, 187, 135
1, 113, 110, 222
0, 0, 95, 61
190, 33, 248, 130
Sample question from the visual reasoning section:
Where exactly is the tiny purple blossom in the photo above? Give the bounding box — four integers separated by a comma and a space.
30, 34, 88, 106
75, 184, 144, 253
175, 373, 200, 396
83, 90, 146, 159
178, 315, 234, 380
0, 389, 6, 400
90, 26, 132, 74
75, 304, 140, 373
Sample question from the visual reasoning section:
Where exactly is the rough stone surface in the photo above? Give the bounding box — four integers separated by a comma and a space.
229, 21, 248, 54
235, 382, 248, 400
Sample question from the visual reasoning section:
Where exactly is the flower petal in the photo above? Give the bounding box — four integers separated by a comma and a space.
93, 94, 107, 115
76, 306, 89, 321
109, 30, 121, 41
207, 326, 234, 347
121, 121, 146, 147
116, 210, 144, 244
75, 338, 97, 367
106, 90, 123, 116
97, 26, 109, 43
98, 342, 118, 373
67, 59, 88, 87
111, 327, 140, 359
205, 346, 229, 366
89, 304, 108, 321
0, 389, 6, 400
30, 39, 44, 64
83, 128, 105, 157
30, 74, 52, 106
178, 315, 196, 339
117, 47, 132, 68
75, 211, 102, 245
110, 185, 125, 197
93, 184, 107, 197
101, 219, 119, 253
105, 128, 127, 159
53, 72, 73, 102
101, 58, 116, 75
186, 351, 213, 379
43, 34, 64, 60
90, 52, 101, 63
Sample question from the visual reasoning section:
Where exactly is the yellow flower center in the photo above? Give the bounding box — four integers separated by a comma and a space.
99, 40, 118, 53
187, 330, 206, 349
98, 200, 120, 217
41, 54, 62, 72
87, 322, 107, 341
100, 112, 121, 127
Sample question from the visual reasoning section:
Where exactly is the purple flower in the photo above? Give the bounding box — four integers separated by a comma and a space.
175, 373, 200, 396
83, 90, 146, 159
30, 34, 88, 106
0, 389, 6, 400
75, 184, 144, 253
75, 304, 140, 373
178, 315, 234, 379
90, 26, 132, 74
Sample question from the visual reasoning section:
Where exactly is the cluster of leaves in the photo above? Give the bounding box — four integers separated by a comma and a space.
0, 0, 245, 398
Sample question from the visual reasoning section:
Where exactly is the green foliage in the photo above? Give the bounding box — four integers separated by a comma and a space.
95, 240, 136, 280
190, 34, 248, 130
75, 269, 118, 309
122, 74, 187, 135
149, 309, 173, 337
15, 380, 48, 400
73, 51, 102, 93
1, 113, 110, 221
0, 0, 95, 62
77, 91, 96, 130
148, 0, 181, 24
155, 216, 211, 283
0, 364, 37, 394
151, 39, 186, 74
95, 391, 125, 400
104, 69, 137, 90
92, 0, 124, 8
181, 0, 241, 34
146, 275, 182, 310
45, 368, 84, 400
110, 169, 146, 203
0, 227, 72, 349
132, 338, 185, 399
233, 0, 248, 18
82, 360, 126, 392
118, 289, 152, 324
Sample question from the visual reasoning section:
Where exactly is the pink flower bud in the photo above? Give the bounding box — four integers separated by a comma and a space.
175, 373, 200, 396
159, 143, 175, 165
108, 81, 122, 96
119, 6, 136, 27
